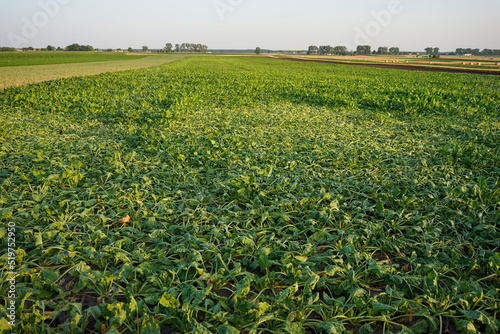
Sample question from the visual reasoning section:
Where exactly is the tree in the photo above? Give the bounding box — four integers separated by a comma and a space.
307, 45, 319, 55
333, 46, 348, 55
356, 45, 371, 55
255, 47, 261, 55
318, 45, 334, 55
425, 47, 440, 58
46, 45, 55, 51
142, 46, 148, 52
377, 46, 389, 55
169, 43, 208, 53
455, 48, 500, 56
128, 47, 133, 52
66, 43, 94, 51
389, 47, 400, 55
319, 46, 327, 55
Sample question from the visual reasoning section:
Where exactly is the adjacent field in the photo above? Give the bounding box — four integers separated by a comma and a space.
1, 57, 499, 333
282, 55, 500, 75
0, 52, 147, 67
0, 55, 187, 90
294, 55, 500, 66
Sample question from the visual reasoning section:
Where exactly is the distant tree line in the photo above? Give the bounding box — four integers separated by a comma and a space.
376, 47, 400, 55
6, 42, 210, 53
456, 48, 500, 56
308, 45, 349, 55
356, 45, 372, 55
425, 47, 440, 55
171, 43, 208, 53
66, 43, 94, 51
359, 46, 401, 55
424, 47, 441, 58
308, 45, 401, 56
15, 46, 64, 51
8, 43, 500, 56
125, 44, 208, 53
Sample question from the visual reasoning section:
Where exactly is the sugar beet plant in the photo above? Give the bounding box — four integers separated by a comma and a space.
0, 56, 499, 333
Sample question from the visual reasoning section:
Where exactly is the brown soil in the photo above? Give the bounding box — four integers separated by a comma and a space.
272, 57, 500, 76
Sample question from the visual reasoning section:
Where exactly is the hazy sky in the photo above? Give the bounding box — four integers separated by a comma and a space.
1, 0, 499, 51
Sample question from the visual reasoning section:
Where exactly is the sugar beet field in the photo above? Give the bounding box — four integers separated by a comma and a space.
1, 56, 499, 333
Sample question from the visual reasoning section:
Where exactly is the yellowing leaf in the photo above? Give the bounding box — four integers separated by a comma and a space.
159, 292, 180, 309
0, 318, 13, 331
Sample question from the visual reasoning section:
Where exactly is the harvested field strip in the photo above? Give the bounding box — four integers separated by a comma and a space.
0, 55, 187, 90
274, 56, 500, 76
